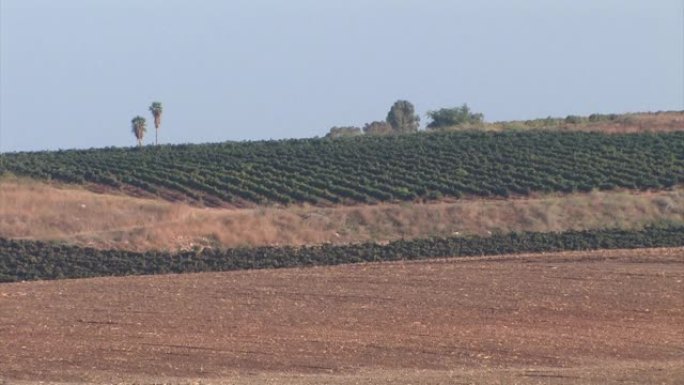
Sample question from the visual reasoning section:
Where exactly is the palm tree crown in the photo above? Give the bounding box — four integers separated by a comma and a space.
131, 116, 147, 147
149, 101, 163, 145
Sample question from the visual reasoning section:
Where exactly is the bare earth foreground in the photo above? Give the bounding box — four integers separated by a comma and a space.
1, 248, 683, 385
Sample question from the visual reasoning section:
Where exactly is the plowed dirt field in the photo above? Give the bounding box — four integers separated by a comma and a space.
1, 248, 683, 384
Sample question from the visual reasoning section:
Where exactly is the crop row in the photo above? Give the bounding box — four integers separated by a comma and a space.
1, 225, 682, 282
2, 131, 683, 205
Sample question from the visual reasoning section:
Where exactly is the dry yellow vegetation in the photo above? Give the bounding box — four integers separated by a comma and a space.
453, 110, 684, 133
1, 179, 682, 251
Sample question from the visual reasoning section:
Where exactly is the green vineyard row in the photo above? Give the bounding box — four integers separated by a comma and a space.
2, 131, 683, 205
1, 225, 682, 282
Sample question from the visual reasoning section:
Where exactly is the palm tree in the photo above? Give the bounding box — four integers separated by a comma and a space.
149, 101, 163, 145
131, 116, 147, 147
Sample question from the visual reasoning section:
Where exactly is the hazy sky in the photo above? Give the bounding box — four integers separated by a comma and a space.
1, 0, 682, 152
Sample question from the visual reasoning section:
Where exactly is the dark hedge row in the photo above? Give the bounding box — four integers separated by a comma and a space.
1, 226, 682, 283
2, 131, 683, 205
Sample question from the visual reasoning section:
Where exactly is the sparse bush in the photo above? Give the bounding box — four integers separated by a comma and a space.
542, 116, 563, 127
363, 121, 394, 135
588, 113, 619, 123
565, 115, 583, 124
326, 126, 362, 139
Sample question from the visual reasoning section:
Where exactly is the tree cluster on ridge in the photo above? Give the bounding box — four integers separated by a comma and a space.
326, 100, 482, 138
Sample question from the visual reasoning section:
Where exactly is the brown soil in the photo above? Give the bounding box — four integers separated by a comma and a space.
1, 179, 682, 252
1, 248, 683, 384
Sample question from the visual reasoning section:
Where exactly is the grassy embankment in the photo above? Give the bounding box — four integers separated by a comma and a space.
1, 179, 682, 251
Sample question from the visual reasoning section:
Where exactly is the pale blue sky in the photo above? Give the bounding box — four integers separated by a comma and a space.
1, 0, 682, 152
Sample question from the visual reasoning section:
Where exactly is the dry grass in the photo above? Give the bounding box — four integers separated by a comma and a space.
567, 111, 684, 133
1, 178, 682, 251
450, 111, 684, 133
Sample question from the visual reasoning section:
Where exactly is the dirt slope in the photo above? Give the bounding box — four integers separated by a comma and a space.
1, 248, 683, 384
2, 179, 682, 251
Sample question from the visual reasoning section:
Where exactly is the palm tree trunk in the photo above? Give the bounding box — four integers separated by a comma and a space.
156, 128, 158, 146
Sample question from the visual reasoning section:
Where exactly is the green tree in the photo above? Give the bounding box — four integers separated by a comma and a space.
131, 116, 147, 147
149, 101, 163, 145
386, 100, 420, 133
426, 104, 484, 129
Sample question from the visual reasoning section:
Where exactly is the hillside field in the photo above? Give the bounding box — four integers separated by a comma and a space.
2, 130, 682, 206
